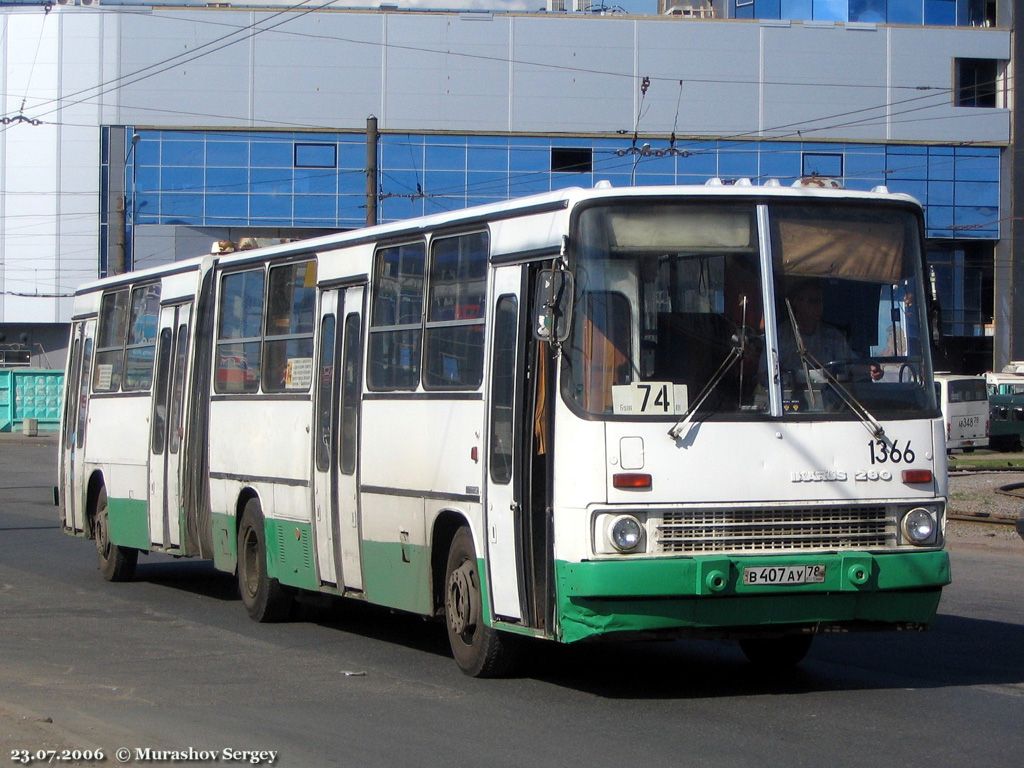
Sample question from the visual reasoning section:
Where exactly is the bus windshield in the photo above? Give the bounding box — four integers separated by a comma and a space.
563, 199, 936, 420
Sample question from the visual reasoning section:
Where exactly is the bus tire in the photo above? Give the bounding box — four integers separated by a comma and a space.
94, 487, 138, 582
237, 498, 293, 623
738, 635, 813, 669
444, 526, 517, 678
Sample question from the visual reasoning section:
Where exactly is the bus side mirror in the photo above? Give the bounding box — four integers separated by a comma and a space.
533, 269, 574, 343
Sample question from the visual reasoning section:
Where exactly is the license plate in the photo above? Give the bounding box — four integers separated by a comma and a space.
743, 564, 826, 586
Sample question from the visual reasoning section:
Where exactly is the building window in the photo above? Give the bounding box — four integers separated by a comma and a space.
551, 147, 593, 173
294, 143, 338, 169
955, 59, 1004, 108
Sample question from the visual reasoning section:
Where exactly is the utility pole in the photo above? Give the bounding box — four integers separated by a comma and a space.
366, 115, 378, 227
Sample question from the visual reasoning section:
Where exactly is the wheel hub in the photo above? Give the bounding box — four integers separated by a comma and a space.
446, 561, 476, 637
95, 512, 110, 557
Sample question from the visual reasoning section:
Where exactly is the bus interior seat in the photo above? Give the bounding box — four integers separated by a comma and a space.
655, 312, 737, 400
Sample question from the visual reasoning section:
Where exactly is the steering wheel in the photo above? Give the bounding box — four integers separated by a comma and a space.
899, 363, 920, 383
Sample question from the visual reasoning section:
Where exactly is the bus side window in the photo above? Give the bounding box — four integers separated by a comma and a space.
489, 295, 517, 484
151, 327, 174, 454
339, 313, 362, 476
76, 337, 93, 450
423, 232, 487, 390
368, 242, 425, 390
216, 268, 265, 394
93, 289, 130, 392
263, 261, 316, 393
315, 314, 336, 473
124, 284, 162, 391
167, 323, 189, 455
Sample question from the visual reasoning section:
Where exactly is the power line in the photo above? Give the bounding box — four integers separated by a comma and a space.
5, 0, 342, 126
4, 3, 994, 131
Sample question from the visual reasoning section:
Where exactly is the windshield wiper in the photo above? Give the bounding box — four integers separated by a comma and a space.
667, 331, 745, 441
786, 299, 886, 440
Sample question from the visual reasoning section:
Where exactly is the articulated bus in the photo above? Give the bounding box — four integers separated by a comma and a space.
58, 181, 950, 676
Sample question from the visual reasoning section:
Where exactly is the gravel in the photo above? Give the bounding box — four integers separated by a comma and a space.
947, 470, 1024, 548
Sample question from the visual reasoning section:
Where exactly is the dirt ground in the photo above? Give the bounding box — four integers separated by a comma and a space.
946, 470, 1024, 553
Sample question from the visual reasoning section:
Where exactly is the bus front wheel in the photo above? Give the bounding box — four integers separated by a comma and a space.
444, 526, 517, 677
738, 634, 813, 669
237, 499, 293, 622
94, 487, 137, 582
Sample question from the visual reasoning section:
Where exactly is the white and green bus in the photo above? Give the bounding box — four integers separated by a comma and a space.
58, 181, 950, 676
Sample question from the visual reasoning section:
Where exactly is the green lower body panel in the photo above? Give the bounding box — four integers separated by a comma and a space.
264, 518, 318, 591
210, 512, 237, 574
106, 497, 150, 551
361, 540, 432, 616
554, 550, 950, 643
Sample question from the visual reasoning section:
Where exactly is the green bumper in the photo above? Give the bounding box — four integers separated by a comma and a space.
553, 550, 950, 643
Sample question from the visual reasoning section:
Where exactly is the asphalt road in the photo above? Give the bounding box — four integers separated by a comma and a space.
1, 437, 1022, 768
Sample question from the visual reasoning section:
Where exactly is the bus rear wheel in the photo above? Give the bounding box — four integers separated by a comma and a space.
94, 487, 137, 582
444, 526, 517, 677
739, 635, 814, 669
237, 498, 293, 622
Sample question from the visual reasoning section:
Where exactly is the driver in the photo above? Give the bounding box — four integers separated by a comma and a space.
775, 278, 853, 379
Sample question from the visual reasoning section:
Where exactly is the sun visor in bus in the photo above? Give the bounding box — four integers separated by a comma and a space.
778, 218, 904, 283
605, 210, 752, 250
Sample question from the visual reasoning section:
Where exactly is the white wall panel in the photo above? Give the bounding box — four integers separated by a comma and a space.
637, 21, 760, 136
0, 7, 1013, 327
385, 14, 510, 130
888, 27, 1010, 143
117, 11, 252, 127
511, 17, 636, 133
761, 25, 887, 142
253, 13, 384, 128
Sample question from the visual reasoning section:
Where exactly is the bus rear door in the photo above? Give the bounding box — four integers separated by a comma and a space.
148, 303, 191, 549
313, 285, 366, 591
60, 319, 95, 534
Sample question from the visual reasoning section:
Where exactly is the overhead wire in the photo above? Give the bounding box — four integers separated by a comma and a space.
0, 5, 1009, 258
3, 2, 989, 131
4, 0, 343, 128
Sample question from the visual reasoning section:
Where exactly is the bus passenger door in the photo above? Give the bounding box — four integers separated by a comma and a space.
336, 287, 365, 591
148, 303, 191, 549
485, 267, 525, 621
312, 285, 365, 591
60, 319, 95, 534
313, 289, 342, 587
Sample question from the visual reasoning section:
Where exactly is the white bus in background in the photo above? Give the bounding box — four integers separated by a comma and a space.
985, 364, 1024, 451
58, 181, 951, 677
933, 374, 988, 452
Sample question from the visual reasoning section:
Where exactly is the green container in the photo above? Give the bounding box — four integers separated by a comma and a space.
0, 369, 64, 432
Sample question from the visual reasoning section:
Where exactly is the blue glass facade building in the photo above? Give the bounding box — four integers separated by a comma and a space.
122, 128, 1000, 240
112, 126, 1001, 343
731, 0, 994, 25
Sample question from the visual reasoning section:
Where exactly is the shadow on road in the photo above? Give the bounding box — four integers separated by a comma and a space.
511, 611, 1024, 698
128, 558, 1023, 697
134, 559, 241, 602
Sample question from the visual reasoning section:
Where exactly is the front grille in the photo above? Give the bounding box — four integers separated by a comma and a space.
656, 506, 895, 554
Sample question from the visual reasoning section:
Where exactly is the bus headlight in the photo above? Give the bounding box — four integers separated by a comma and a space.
901, 507, 938, 546
609, 515, 645, 553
